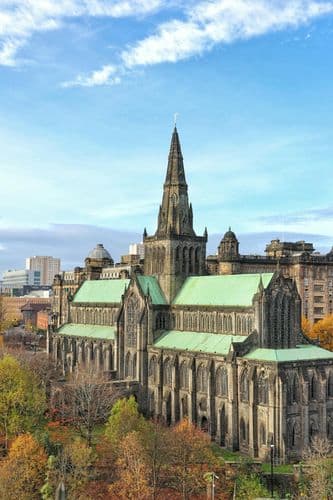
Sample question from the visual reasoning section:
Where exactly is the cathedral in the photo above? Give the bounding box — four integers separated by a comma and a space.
49, 127, 333, 463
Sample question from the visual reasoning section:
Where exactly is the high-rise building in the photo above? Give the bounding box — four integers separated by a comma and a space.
26, 256, 61, 286
129, 243, 145, 259
2, 269, 41, 294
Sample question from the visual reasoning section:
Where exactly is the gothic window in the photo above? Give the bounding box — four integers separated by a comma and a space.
290, 423, 296, 448
171, 313, 176, 329
216, 366, 228, 397
126, 295, 139, 348
197, 364, 207, 392
247, 316, 252, 333
228, 315, 233, 332
155, 313, 166, 330
328, 372, 333, 398
189, 247, 194, 273
260, 424, 266, 445
164, 358, 172, 386
149, 356, 158, 383
133, 353, 137, 379
223, 315, 227, 332
309, 373, 318, 401
180, 361, 188, 389
288, 374, 299, 404
181, 395, 188, 418
258, 372, 268, 405
175, 246, 180, 272
195, 247, 200, 274
182, 247, 188, 273
237, 316, 241, 334
125, 352, 132, 378
240, 369, 249, 402
240, 418, 247, 443
242, 317, 246, 333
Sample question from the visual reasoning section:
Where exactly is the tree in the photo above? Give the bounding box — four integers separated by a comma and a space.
169, 418, 220, 500
0, 355, 46, 449
0, 433, 47, 500
301, 436, 333, 499
235, 472, 270, 499
302, 314, 333, 351
56, 368, 120, 446
108, 431, 153, 500
104, 395, 146, 451
41, 438, 95, 500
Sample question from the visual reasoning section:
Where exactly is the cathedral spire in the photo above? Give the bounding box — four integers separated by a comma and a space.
156, 127, 195, 237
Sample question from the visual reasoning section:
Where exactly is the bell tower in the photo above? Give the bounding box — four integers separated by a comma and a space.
144, 127, 207, 303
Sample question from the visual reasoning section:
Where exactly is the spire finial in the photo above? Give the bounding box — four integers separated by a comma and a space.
174, 112, 178, 127
229, 226, 231, 231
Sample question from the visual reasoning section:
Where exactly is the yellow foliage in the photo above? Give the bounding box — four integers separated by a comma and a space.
0, 433, 47, 500
302, 315, 333, 351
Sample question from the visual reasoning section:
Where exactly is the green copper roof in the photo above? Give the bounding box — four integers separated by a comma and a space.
153, 330, 247, 355
58, 323, 116, 340
137, 276, 167, 305
243, 345, 333, 362
173, 273, 274, 307
73, 279, 130, 304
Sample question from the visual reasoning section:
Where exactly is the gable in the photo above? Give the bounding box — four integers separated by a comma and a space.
136, 276, 167, 305
173, 273, 273, 307
73, 279, 130, 304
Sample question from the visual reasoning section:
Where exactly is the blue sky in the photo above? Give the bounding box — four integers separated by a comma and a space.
1, 0, 333, 273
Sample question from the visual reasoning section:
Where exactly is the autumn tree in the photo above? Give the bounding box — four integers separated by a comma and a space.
169, 418, 220, 500
0, 433, 47, 500
302, 315, 333, 351
41, 438, 95, 500
0, 355, 46, 449
104, 395, 146, 451
300, 435, 333, 498
57, 368, 120, 446
108, 431, 153, 500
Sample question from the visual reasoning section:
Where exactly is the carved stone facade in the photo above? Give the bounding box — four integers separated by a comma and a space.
50, 127, 333, 463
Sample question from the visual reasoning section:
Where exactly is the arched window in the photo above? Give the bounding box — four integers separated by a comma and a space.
126, 295, 139, 347
227, 315, 233, 332
240, 418, 247, 442
309, 373, 318, 401
240, 369, 249, 402
125, 352, 131, 378
132, 353, 137, 379
175, 246, 180, 272
258, 372, 268, 405
164, 358, 172, 386
237, 317, 241, 334
328, 372, 333, 398
149, 356, 158, 383
189, 247, 194, 273
182, 247, 188, 273
180, 361, 188, 389
260, 424, 266, 445
288, 374, 299, 404
216, 366, 228, 397
195, 247, 200, 274
290, 423, 296, 448
197, 364, 207, 392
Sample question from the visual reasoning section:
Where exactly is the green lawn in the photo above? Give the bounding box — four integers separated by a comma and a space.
261, 462, 293, 474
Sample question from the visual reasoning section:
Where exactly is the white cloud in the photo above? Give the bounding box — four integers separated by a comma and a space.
122, 0, 333, 67
62, 64, 121, 87
0, 0, 168, 66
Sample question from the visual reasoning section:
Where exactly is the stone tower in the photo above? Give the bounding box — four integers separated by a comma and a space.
144, 127, 207, 302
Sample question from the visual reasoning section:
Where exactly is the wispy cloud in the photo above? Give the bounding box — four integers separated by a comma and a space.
62, 64, 121, 88
0, 0, 168, 67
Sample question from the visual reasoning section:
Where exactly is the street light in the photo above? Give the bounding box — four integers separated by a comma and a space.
270, 439, 274, 498
204, 471, 219, 500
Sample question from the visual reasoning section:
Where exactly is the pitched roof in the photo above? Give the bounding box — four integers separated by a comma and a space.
136, 276, 167, 305
73, 279, 130, 304
243, 345, 333, 362
173, 273, 274, 307
153, 330, 246, 355
58, 323, 115, 340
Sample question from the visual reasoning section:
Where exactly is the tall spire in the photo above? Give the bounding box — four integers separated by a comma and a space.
156, 127, 195, 237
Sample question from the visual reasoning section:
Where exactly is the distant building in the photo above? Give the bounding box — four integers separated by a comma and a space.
21, 302, 51, 329
207, 233, 333, 324
3, 296, 51, 323
26, 256, 61, 286
2, 269, 41, 295
129, 242, 145, 259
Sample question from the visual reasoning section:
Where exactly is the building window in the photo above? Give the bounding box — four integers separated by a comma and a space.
260, 424, 266, 445
197, 364, 207, 392
240, 369, 249, 402
180, 361, 188, 389
258, 372, 268, 405
126, 295, 139, 347
163, 358, 172, 386
216, 366, 228, 397
149, 356, 158, 383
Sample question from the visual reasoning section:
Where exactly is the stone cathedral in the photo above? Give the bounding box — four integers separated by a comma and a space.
49, 127, 333, 463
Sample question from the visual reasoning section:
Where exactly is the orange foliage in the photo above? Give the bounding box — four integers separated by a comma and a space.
0, 433, 47, 500
303, 315, 333, 351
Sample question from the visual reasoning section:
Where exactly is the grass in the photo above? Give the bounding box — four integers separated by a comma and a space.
261, 462, 293, 474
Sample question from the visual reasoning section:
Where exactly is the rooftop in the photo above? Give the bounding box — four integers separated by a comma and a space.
58, 323, 116, 340
173, 273, 274, 307
73, 278, 130, 303
244, 345, 333, 362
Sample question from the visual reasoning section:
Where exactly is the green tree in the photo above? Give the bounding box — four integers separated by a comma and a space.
236, 472, 270, 499
0, 355, 46, 449
104, 396, 145, 451
0, 433, 47, 500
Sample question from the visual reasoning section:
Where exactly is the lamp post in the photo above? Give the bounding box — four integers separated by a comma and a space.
204, 471, 219, 500
270, 439, 274, 498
